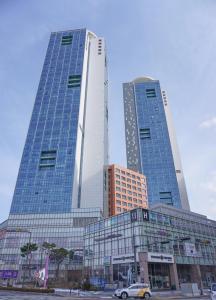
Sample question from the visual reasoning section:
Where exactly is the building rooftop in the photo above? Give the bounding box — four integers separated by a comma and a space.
133, 76, 155, 83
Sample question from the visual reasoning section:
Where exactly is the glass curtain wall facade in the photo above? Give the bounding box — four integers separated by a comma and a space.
123, 77, 189, 210
10, 28, 108, 215
84, 207, 216, 288
0, 28, 108, 277
0, 209, 102, 280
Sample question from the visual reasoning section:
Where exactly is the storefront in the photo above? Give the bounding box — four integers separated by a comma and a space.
84, 206, 216, 290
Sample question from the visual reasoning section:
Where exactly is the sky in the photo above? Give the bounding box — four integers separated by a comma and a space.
0, 0, 216, 223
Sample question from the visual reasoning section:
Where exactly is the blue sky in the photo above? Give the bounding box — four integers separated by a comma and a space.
0, 0, 216, 222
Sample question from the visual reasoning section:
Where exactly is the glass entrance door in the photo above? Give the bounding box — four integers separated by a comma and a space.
148, 263, 171, 289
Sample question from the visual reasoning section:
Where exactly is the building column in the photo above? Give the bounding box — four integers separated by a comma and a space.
169, 262, 180, 290
138, 252, 150, 284
190, 264, 203, 290
109, 264, 113, 283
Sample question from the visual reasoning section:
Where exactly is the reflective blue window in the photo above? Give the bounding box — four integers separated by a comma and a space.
10, 29, 87, 214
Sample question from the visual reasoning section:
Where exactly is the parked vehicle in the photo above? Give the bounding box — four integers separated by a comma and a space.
209, 283, 216, 300
114, 283, 152, 299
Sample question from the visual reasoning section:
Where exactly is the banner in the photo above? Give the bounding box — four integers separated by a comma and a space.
184, 242, 197, 256
0, 270, 18, 279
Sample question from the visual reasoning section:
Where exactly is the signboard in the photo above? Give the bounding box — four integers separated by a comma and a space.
148, 252, 174, 263
142, 209, 149, 221
22, 264, 37, 270
34, 268, 45, 281
39, 268, 45, 280
0, 270, 18, 279
90, 277, 106, 288
130, 210, 138, 223
104, 256, 111, 266
112, 253, 139, 264
184, 243, 197, 257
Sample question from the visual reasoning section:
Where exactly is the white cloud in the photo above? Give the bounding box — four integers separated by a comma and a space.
200, 117, 216, 128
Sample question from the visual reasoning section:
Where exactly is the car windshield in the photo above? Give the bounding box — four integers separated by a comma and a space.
212, 284, 216, 291
129, 284, 147, 289
129, 285, 139, 289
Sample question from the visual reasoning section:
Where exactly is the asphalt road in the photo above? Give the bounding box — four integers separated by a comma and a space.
0, 290, 210, 300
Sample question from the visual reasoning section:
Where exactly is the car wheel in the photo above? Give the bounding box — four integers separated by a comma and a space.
144, 293, 150, 299
121, 292, 128, 299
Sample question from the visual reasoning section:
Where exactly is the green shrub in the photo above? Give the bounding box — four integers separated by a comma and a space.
0, 286, 54, 293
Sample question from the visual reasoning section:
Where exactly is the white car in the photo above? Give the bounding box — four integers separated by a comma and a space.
209, 283, 216, 300
114, 283, 152, 299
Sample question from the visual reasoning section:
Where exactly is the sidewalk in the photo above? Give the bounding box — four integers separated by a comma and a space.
54, 288, 210, 299
151, 290, 208, 299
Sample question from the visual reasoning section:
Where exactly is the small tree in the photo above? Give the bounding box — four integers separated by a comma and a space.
20, 242, 38, 280
42, 242, 56, 251
49, 247, 69, 280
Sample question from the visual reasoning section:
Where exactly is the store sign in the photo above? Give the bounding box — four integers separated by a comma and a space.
0, 270, 18, 279
142, 209, 149, 221
148, 252, 174, 263
112, 253, 138, 264
130, 209, 149, 223
184, 243, 197, 257
130, 210, 138, 222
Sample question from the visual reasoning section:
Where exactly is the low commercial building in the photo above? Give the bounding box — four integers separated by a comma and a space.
106, 164, 148, 216
84, 205, 216, 290
0, 208, 102, 283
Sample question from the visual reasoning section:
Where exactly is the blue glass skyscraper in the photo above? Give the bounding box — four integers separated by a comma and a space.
123, 77, 190, 210
10, 29, 108, 215
0, 28, 107, 275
